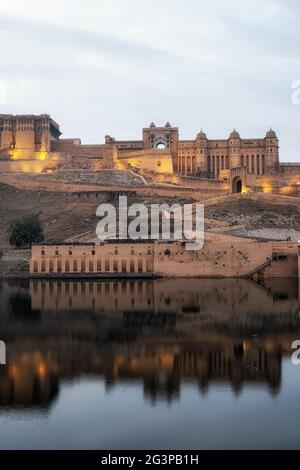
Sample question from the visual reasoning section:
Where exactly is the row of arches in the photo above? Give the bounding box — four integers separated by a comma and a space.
177, 154, 266, 178
241, 154, 265, 175
177, 155, 230, 176
177, 155, 197, 175
208, 155, 230, 178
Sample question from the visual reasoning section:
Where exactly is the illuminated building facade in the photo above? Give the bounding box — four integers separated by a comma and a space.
4, 114, 300, 194
0, 114, 61, 160
0, 115, 279, 176
107, 123, 280, 179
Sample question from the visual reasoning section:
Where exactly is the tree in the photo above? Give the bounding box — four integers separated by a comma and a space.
8, 215, 44, 247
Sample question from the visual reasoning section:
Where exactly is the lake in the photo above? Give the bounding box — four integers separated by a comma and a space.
0, 278, 299, 449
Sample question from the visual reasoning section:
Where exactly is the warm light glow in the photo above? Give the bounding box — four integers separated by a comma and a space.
18, 162, 45, 174
115, 158, 126, 170
280, 186, 293, 194
9, 365, 18, 377
261, 182, 273, 193
9, 149, 49, 162
37, 151, 47, 161
38, 363, 46, 377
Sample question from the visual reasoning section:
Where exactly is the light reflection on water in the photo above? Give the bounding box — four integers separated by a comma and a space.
0, 278, 299, 449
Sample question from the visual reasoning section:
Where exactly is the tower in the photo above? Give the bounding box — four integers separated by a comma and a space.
265, 129, 279, 174
142, 122, 179, 170
195, 130, 208, 173
0, 115, 13, 153
228, 129, 241, 169
39, 115, 52, 153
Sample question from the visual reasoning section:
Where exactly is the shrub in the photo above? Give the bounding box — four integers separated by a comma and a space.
8, 215, 44, 247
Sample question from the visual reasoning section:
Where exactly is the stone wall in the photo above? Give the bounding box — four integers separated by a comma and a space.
30, 242, 154, 277
255, 175, 300, 196
29, 237, 299, 279
117, 148, 174, 174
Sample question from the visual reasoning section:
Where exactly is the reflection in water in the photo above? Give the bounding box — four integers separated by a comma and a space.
0, 278, 299, 410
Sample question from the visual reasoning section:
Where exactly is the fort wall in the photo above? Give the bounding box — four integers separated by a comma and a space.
116, 148, 174, 174
29, 238, 299, 279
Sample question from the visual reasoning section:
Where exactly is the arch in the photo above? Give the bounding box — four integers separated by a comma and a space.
187, 156, 191, 174
192, 156, 196, 173
182, 156, 186, 174
156, 142, 166, 149
232, 176, 242, 193
152, 135, 168, 149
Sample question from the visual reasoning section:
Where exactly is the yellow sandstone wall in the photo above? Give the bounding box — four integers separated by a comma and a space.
117, 149, 174, 174
153, 238, 274, 278
29, 238, 299, 278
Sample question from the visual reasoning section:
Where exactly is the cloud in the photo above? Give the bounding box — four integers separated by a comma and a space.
0, 0, 299, 160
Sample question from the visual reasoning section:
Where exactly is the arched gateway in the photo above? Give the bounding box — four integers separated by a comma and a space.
232, 176, 242, 193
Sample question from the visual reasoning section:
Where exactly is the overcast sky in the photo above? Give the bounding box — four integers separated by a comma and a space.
0, 0, 300, 160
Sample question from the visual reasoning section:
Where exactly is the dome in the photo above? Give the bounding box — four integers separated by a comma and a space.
266, 128, 277, 138
149, 122, 156, 128
165, 121, 171, 128
197, 129, 207, 139
229, 129, 240, 139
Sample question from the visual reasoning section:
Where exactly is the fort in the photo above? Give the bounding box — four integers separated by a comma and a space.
1, 113, 300, 195
0, 115, 281, 178
1, 113, 300, 279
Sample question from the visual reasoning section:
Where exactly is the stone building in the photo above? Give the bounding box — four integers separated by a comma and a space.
3, 114, 300, 194
29, 238, 298, 279
0, 114, 61, 159
0, 115, 279, 177
107, 123, 280, 179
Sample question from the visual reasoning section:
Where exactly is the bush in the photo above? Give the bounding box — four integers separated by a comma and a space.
8, 215, 44, 247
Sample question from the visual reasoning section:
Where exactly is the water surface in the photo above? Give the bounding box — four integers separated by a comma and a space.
0, 278, 299, 449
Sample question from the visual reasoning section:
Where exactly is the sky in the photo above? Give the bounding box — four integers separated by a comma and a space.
0, 0, 300, 161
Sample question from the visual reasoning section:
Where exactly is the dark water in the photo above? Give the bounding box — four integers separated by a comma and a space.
0, 278, 300, 449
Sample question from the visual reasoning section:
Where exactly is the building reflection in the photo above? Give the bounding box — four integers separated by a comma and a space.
0, 278, 299, 409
